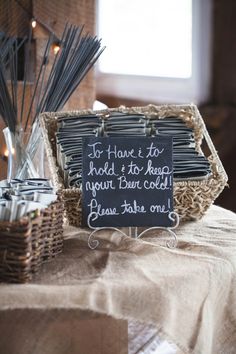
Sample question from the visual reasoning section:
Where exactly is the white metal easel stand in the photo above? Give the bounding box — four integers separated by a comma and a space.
87, 211, 179, 250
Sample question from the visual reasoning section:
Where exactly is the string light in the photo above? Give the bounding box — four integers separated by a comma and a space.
4, 148, 15, 158
31, 19, 37, 28
53, 43, 60, 55
30, 17, 61, 46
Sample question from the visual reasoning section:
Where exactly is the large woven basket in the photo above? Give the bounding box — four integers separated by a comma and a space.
0, 200, 64, 283
40, 104, 228, 227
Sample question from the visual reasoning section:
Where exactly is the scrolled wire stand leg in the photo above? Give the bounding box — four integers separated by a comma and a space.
87, 212, 128, 249
136, 211, 179, 249
87, 211, 179, 250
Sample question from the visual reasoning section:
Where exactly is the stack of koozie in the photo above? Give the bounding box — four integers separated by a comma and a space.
0, 178, 57, 221
56, 112, 211, 188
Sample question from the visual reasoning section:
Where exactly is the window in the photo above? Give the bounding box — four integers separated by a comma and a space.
98, 0, 192, 79
96, 0, 212, 104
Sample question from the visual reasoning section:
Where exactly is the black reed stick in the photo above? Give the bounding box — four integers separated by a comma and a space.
24, 33, 53, 131
20, 27, 32, 125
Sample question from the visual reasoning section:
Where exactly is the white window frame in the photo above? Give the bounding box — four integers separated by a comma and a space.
95, 0, 213, 105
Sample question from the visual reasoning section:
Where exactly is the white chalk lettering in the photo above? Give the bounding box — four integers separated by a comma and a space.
118, 175, 142, 190
88, 142, 103, 159
127, 161, 143, 175
138, 148, 144, 158
146, 142, 164, 158
85, 180, 115, 197
150, 203, 169, 214
88, 199, 119, 220
120, 200, 146, 214
144, 160, 172, 176
88, 161, 118, 177
106, 145, 137, 159
143, 176, 170, 190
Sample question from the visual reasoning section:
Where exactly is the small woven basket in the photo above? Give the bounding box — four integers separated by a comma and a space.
0, 200, 64, 283
40, 104, 228, 227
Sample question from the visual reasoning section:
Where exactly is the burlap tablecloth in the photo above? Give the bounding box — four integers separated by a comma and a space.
0, 205, 236, 354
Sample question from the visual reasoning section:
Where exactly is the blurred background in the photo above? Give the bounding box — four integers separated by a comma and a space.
0, 0, 235, 212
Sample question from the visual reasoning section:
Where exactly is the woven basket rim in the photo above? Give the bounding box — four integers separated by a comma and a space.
0, 216, 31, 227
40, 103, 228, 193
0, 199, 62, 227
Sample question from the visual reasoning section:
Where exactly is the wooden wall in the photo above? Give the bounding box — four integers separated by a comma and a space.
0, 0, 31, 38
200, 0, 236, 212
212, 0, 236, 105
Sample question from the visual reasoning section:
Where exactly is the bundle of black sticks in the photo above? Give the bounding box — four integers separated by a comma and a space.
0, 32, 26, 132
0, 24, 105, 134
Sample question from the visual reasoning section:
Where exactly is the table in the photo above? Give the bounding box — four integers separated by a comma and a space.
0, 205, 236, 354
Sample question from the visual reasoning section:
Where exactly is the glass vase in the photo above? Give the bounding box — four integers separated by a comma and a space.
3, 125, 44, 181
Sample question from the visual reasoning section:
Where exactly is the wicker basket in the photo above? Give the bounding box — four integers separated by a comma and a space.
40, 104, 228, 227
0, 200, 64, 283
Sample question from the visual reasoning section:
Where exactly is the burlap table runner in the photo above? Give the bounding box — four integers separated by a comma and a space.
0, 205, 235, 354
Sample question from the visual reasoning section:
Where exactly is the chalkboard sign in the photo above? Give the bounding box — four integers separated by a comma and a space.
82, 136, 173, 227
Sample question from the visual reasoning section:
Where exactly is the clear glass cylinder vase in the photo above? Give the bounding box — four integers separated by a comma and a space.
3, 125, 44, 181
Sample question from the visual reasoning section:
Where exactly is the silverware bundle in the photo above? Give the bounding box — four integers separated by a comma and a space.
0, 178, 57, 221
56, 113, 211, 188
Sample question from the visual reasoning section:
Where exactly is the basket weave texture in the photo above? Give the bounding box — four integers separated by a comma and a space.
0, 200, 64, 283
40, 104, 228, 227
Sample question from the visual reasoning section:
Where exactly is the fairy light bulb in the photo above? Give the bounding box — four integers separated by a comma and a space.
53, 44, 60, 55
4, 147, 15, 157
31, 19, 37, 28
